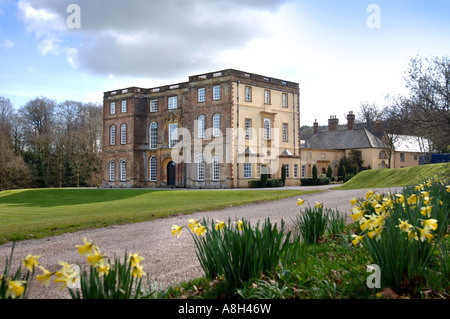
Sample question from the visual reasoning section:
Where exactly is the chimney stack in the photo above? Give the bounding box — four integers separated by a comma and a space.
313, 119, 318, 135
328, 115, 338, 131
347, 111, 355, 130
374, 120, 383, 133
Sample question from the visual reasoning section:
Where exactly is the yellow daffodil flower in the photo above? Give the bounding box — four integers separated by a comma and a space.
6, 279, 26, 299
407, 194, 418, 206
132, 264, 146, 278
235, 220, 244, 231
368, 227, 383, 241
421, 218, 438, 231
129, 253, 144, 267
87, 250, 107, 267
297, 198, 305, 206
215, 220, 226, 230
350, 207, 364, 222
420, 206, 433, 217
395, 194, 404, 204
418, 227, 433, 242
415, 184, 424, 191
96, 260, 110, 276
22, 254, 40, 272
76, 237, 98, 256
36, 266, 55, 287
446, 185, 450, 193
188, 219, 200, 231
315, 201, 323, 209
365, 190, 375, 200
397, 219, 413, 233
351, 234, 364, 246
350, 197, 359, 206
171, 225, 183, 238
359, 217, 374, 232
195, 224, 207, 236
54, 261, 78, 290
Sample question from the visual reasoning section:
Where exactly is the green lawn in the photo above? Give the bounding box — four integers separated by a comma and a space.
334, 163, 450, 190
0, 188, 319, 244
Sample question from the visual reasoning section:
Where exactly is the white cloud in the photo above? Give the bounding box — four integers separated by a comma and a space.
0, 39, 14, 49
38, 38, 60, 55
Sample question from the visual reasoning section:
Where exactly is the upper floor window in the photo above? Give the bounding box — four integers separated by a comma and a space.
169, 123, 178, 148
197, 115, 205, 139
282, 123, 288, 142
149, 122, 157, 149
110, 125, 116, 145
121, 124, 127, 144
121, 100, 127, 113
264, 90, 270, 104
213, 114, 221, 137
245, 118, 252, 139
198, 88, 205, 102
400, 153, 405, 162
282, 93, 288, 107
168, 96, 178, 109
150, 100, 158, 112
245, 86, 252, 102
213, 86, 221, 100
379, 150, 387, 159
110, 102, 116, 115
263, 118, 271, 140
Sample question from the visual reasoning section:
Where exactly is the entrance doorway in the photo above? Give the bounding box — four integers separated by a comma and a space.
167, 161, 176, 186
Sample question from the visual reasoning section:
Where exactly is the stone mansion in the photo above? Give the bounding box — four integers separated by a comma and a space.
102, 69, 301, 188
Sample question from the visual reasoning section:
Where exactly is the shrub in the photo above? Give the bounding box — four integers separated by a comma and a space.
300, 178, 315, 186
281, 165, 287, 186
266, 179, 284, 187
248, 179, 262, 188
312, 164, 318, 185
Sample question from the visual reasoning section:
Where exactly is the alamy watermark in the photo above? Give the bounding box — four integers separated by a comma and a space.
66, 4, 81, 29
366, 264, 381, 289
366, 4, 381, 29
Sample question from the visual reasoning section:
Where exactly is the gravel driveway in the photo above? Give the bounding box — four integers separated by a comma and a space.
0, 185, 402, 299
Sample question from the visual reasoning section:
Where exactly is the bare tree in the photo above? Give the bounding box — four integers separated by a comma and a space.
357, 101, 383, 132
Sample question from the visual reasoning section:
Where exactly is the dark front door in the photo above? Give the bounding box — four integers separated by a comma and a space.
167, 161, 176, 186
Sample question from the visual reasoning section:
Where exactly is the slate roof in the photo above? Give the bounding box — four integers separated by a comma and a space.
306, 129, 387, 150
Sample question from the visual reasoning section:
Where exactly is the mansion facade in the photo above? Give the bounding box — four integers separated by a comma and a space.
102, 69, 301, 188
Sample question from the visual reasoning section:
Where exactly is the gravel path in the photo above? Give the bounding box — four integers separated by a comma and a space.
0, 185, 402, 299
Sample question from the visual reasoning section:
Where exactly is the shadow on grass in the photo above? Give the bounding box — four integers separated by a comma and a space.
0, 188, 167, 208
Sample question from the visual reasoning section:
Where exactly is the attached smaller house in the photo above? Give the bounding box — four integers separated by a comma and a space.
302, 112, 389, 178
391, 135, 424, 168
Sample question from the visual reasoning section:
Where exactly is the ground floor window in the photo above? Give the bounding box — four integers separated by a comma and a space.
109, 160, 115, 181
150, 157, 157, 181
212, 157, 220, 181
244, 163, 252, 178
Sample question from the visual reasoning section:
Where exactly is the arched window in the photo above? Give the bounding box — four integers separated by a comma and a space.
212, 157, 220, 181
150, 156, 157, 181
379, 150, 386, 159
109, 160, 115, 181
120, 160, 126, 181
121, 124, 127, 144
110, 125, 116, 145
263, 118, 271, 140
198, 115, 205, 139
150, 122, 157, 149
213, 114, 221, 137
197, 156, 205, 181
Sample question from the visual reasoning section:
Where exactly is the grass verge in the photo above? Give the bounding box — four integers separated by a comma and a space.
334, 163, 450, 190
0, 188, 320, 244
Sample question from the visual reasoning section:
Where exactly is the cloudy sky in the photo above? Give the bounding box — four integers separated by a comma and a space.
1, 0, 449, 126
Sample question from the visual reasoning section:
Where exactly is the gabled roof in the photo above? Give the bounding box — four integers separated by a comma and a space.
306, 129, 386, 150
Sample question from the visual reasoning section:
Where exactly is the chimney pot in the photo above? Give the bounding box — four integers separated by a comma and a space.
313, 119, 318, 135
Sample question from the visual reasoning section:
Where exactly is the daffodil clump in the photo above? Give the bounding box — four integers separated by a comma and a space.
172, 217, 291, 290
349, 178, 449, 291
0, 247, 38, 299
1, 238, 167, 299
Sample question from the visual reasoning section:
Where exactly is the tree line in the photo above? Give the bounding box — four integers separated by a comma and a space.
0, 96, 102, 190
